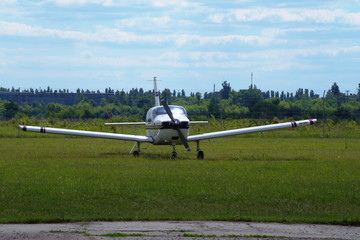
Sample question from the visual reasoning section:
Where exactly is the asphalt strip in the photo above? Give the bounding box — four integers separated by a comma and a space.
0, 221, 359, 240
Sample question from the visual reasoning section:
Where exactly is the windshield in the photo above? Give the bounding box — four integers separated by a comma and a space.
155, 106, 187, 116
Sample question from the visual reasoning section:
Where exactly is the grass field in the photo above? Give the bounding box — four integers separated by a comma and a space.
1, 129, 360, 224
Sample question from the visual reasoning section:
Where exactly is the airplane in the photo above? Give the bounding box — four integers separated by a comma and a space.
18, 77, 317, 159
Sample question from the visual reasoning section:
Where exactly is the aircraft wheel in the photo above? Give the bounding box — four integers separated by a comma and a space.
133, 151, 140, 157
171, 152, 177, 159
197, 151, 204, 159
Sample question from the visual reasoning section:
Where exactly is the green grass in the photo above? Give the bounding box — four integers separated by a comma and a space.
1, 134, 359, 225
98, 232, 149, 237
183, 233, 217, 237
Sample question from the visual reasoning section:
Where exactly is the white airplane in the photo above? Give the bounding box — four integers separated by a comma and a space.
18, 77, 317, 159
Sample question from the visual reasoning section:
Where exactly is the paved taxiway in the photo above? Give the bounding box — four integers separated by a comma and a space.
1, 221, 359, 240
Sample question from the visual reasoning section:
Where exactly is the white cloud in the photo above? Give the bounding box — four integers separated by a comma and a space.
45, 0, 114, 6
207, 14, 225, 24
150, 0, 200, 8
208, 8, 360, 26
116, 16, 171, 30
0, 0, 17, 5
0, 21, 277, 46
45, 0, 200, 7
0, 21, 156, 42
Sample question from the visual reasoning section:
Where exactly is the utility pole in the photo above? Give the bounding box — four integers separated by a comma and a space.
322, 90, 326, 138
251, 72, 253, 89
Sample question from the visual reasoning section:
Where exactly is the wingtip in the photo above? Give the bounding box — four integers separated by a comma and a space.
18, 125, 27, 131
310, 119, 317, 125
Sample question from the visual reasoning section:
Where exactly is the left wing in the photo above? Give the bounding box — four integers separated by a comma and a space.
18, 125, 153, 143
104, 122, 146, 126
187, 119, 316, 142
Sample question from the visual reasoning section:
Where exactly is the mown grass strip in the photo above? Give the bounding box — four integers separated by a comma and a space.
220, 235, 286, 238
99, 233, 150, 237
1, 136, 359, 225
182, 234, 286, 238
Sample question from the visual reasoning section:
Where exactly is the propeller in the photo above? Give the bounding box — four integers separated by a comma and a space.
163, 103, 191, 152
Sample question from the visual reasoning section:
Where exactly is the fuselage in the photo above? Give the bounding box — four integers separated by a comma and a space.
145, 105, 190, 145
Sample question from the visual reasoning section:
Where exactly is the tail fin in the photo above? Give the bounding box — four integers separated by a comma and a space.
153, 77, 160, 106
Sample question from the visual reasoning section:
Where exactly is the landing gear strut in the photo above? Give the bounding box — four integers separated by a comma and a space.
171, 142, 177, 159
196, 141, 204, 159
132, 142, 141, 157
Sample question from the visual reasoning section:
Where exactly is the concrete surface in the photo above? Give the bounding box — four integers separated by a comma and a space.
1, 221, 359, 240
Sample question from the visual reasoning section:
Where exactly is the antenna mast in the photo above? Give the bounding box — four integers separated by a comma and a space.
251, 72, 253, 89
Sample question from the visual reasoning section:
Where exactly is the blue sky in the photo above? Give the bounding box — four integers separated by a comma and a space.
1, 0, 359, 95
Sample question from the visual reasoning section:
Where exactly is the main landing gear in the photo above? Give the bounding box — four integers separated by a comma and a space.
196, 141, 204, 159
132, 142, 141, 157
171, 141, 204, 159
131, 141, 205, 159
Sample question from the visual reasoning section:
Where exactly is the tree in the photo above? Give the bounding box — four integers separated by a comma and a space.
46, 103, 63, 117
208, 95, 220, 117
4, 101, 19, 118
220, 81, 231, 99
331, 82, 340, 96
250, 98, 281, 119
310, 90, 315, 98
195, 92, 202, 105
161, 88, 172, 104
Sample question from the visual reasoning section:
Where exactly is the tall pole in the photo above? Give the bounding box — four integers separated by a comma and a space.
153, 77, 160, 106
251, 72, 253, 89
322, 90, 325, 138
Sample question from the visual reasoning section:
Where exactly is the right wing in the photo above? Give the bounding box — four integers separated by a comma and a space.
104, 122, 146, 126
189, 121, 208, 124
18, 125, 153, 143
187, 119, 316, 142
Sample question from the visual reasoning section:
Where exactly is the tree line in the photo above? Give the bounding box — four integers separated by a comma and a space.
1, 82, 359, 121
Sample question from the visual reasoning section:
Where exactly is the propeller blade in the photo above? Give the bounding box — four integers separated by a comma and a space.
163, 102, 175, 122
163, 102, 190, 151
177, 129, 191, 152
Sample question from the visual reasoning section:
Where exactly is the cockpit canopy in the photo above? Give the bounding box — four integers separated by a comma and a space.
146, 105, 188, 123
155, 106, 187, 116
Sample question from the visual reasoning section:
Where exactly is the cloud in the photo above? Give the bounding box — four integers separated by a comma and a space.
0, 21, 276, 46
208, 8, 360, 26
150, 0, 200, 8
0, 21, 156, 42
45, 0, 200, 7
116, 16, 172, 30
45, 0, 115, 6
0, 0, 17, 5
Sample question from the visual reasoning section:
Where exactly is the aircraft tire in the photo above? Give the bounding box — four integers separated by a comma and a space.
197, 151, 204, 159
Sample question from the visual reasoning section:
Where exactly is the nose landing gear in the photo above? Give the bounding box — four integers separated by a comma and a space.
171, 142, 178, 159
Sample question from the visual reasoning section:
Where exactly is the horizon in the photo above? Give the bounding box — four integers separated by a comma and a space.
1, 81, 354, 97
